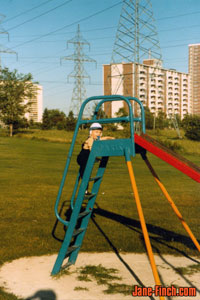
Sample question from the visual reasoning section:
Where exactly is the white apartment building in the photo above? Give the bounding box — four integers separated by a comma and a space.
25, 84, 43, 123
189, 43, 200, 116
103, 60, 190, 119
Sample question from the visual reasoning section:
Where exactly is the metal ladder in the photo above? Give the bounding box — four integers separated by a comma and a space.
51, 154, 108, 275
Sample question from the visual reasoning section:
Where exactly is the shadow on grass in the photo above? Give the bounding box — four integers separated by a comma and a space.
93, 204, 199, 257
52, 201, 199, 262
51, 200, 70, 242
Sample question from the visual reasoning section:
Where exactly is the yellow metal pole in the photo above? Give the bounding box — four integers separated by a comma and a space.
126, 160, 165, 300
144, 157, 200, 252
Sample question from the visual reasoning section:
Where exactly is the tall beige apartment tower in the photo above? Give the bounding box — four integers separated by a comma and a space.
104, 60, 190, 119
25, 84, 43, 123
189, 43, 200, 115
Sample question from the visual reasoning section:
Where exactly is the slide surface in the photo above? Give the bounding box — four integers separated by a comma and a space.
135, 133, 200, 183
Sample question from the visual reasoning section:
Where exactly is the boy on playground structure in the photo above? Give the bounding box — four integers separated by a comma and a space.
77, 123, 114, 194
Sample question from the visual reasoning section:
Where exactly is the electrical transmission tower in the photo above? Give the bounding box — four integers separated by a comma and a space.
110, 0, 162, 96
111, 0, 162, 64
61, 24, 96, 117
0, 14, 17, 67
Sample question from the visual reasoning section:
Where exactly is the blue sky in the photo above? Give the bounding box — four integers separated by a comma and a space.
0, 0, 200, 115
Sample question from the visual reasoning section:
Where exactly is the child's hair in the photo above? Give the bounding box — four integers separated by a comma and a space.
89, 123, 102, 135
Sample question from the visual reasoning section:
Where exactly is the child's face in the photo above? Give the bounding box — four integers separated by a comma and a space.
91, 129, 102, 140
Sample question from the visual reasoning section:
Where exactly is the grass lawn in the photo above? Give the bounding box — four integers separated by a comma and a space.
0, 130, 200, 299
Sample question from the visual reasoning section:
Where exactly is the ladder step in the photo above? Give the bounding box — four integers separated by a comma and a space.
89, 176, 102, 182
66, 245, 80, 256
61, 261, 73, 271
94, 157, 101, 163
72, 228, 85, 237
84, 193, 96, 200
78, 210, 90, 219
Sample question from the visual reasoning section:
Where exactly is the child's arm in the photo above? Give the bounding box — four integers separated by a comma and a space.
83, 137, 94, 150
100, 136, 115, 140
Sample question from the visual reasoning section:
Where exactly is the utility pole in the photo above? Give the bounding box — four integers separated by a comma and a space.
61, 24, 96, 117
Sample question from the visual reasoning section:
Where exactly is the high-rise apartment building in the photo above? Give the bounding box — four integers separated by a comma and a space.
25, 85, 43, 123
189, 44, 200, 115
104, 60, 190, 119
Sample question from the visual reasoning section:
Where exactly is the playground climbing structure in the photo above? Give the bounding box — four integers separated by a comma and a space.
52, 95, 200, 300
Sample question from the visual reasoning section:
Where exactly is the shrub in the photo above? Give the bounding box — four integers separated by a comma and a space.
182, 115, 200, 141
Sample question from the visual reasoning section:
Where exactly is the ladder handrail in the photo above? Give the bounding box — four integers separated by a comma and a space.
93, 96, 145, 134
54, 95, 145, 225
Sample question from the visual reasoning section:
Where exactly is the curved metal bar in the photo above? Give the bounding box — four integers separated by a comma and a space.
127, 96, 146, 134
94, 96, 145, 134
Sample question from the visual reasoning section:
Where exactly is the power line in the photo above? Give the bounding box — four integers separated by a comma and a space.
159, 23, 200, 33
10, 1, 123, 49
7, 0, 74, 32
6, 17, 200, 40
2, 0, 55, 24
157, 10, 200, 21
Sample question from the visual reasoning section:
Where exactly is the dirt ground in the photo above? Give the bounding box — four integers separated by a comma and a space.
0, 252, 199, 300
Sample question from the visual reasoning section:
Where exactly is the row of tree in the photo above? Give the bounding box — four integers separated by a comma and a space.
42, 109, 76, 131
115, 106, 200, 141
145, 107, 200, 140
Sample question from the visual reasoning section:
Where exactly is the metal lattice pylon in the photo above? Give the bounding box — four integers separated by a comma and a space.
61, 24, 96, 117
111, 0, 162, 64
110, 0, 162, 95
0, 14, 17, 67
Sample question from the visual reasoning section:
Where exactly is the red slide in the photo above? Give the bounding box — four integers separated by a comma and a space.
135, 133, 200, 183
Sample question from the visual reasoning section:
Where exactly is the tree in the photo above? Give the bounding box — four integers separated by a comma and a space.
66, 110, 76, 131
92, 103, 107, 119
155, 111, 169, 129
41, 108, 66, 130
144, 107, 154, 129
0, 67, 38, 136
42, 108, 51, 129
182, 114, 200, 141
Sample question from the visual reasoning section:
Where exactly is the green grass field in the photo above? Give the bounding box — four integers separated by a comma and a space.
0, 129, 200, 300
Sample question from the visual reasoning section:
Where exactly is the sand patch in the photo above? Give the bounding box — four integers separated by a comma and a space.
0, 253, 199, 300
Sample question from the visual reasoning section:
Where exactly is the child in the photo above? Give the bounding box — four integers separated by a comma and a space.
77, 123, 114, 193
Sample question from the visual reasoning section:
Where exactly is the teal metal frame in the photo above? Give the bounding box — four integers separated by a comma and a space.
54, 95, 145, 226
